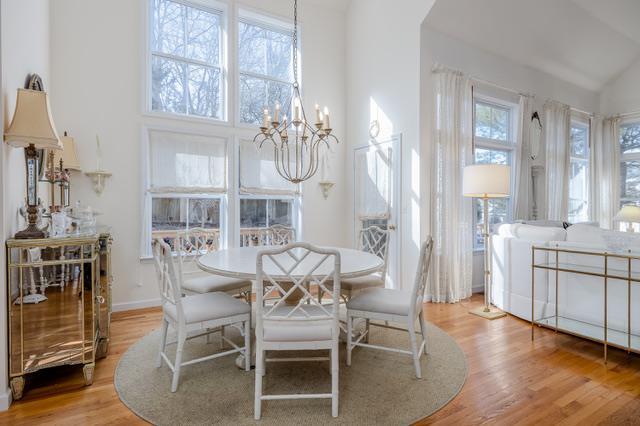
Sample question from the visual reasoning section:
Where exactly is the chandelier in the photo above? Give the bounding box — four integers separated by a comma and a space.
253, 0, 338, 184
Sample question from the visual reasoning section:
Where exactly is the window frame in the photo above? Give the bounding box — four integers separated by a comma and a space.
149, 192, 227, 249
145, 0, 229, 124
619, 118, 640, 208
472, 94, 518, 251
141, 2, 303, 259
235, 7, 298, 129
568, 117, 590, 223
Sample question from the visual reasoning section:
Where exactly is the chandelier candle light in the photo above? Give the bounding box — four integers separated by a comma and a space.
253, 0, 338, 184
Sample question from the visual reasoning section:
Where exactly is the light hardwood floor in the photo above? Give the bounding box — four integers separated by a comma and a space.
1, 294, 639, 425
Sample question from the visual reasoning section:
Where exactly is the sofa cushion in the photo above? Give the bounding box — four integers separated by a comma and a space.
566, 224, 640, 249
497, 223, 567, 242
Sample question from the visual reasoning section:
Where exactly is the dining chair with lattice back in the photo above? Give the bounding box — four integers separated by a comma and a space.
176, 228, 253, 301
176, 228, 253, 346
152, 239, 251, 392
346, 237, 433, 378
268, 224, 297, 246
340, 225, 390, 298
254, 242, 341, 419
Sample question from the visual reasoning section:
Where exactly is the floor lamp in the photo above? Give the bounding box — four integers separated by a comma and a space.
463, 164, 510, 320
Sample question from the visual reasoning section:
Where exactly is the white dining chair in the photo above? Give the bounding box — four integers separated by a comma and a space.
339, 225, 390, 299
254, 243, 341, 419
268, 224, 297, 246
176, 228, 252, 301
152, 239, 251, 392
346, 237, 433, 378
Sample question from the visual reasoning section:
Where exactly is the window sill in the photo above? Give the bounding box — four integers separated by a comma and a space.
142, 110, 232, 127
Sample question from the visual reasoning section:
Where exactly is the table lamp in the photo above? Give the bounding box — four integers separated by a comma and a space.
463, 164, 510, 319
50, 131, 81, 207
615, 205, 640, 233
4, 88, 62, 239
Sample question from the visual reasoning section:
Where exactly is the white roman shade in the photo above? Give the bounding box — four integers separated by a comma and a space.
239, 140, 298, 195
354, 146, 391, 220
148, 129, 227, 193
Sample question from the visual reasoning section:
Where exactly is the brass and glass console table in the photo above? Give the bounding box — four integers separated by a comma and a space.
531, 245, 640, 364
5, 230, 113, 399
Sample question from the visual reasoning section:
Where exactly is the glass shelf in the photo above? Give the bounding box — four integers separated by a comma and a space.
535, 316, 640, 354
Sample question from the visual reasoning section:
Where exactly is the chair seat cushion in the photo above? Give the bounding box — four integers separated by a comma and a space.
346, 288, 412, 317
164, 292, 250, 325
341, 273, 385, 291
263, 305, 337, 342
182, 274, 251, 294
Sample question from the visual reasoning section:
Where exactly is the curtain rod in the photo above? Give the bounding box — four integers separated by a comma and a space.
616, 109, 640, 119
471, 76, 531, 98
432, 65, 532, 97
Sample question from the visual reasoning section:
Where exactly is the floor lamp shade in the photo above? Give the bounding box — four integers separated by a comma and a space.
462, 164, 510, 198
4, 88, 61, 150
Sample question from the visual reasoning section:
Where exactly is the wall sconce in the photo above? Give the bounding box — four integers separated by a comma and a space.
319, 181, 335, 199
85, 170, 111, 195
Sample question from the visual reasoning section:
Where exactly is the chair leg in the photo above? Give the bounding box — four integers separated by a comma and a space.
244, 319, 251, 372
156, 318, 169, 368
220, 326, 226, 349
254, 342, 263, 420
346, 314, 353, 366
419, 311, 428, 355
365, 319, 371, 343
407, 318, 422, 379
331, 339, 339, 418
171, 325, 186, 392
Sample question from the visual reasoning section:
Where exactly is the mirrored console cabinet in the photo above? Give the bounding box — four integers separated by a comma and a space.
5, 230, 113, 400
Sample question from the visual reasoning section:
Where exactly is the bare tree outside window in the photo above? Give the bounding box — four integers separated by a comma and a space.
238, 20, 294, 124
151, 0, 223, 119
620, 123, 640, 207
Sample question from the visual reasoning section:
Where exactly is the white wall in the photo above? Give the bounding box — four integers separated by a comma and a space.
49, 0, 347, 310
346, 0, 435, 290
419, 25, 600, 291
600, 56, 640, 115
0, 0, 51, 409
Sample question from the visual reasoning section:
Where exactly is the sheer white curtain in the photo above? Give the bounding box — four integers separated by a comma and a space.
141, 129, 228, 256
513, 95, 534, 220
239, 140, 298, 195
354, 146, 391, 221
148, 130, 227, 193
590, 116, 620, 229
544, 101, 571, 221
427, 69, 473, 303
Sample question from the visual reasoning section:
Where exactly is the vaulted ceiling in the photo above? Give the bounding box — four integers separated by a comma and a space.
425, 0, 640, 92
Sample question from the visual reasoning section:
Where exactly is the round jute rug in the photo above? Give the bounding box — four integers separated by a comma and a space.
114, 322, 466, 425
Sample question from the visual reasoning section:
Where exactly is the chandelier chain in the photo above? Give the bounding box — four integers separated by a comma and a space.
292, 0, 299, 86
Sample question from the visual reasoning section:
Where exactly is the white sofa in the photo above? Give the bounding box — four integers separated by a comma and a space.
491, 223, 640, 341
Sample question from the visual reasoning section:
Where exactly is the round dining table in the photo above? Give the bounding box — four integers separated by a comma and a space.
196, 245, 383, 281
196, 245, 383, 369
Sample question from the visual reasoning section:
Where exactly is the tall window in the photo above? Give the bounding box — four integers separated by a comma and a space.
144, 129, 227, 255
473, 99, 516, 249
620, 121, 640, 207
238, 16, 293, 124
238, 140, 299, 246
150, 0, 224, 119
145, 2, 302, 257
568, 121, 590, 223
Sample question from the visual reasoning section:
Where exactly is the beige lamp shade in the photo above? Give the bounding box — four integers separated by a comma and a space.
4, 88, 61, 149
615, 205, 640, 223
52, 133, 81, 171
463, 164, 510, 198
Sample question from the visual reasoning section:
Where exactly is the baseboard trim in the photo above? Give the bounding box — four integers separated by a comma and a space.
112, 298, 161, 312
0, 387, 12, 411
